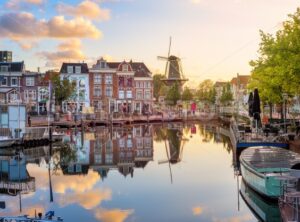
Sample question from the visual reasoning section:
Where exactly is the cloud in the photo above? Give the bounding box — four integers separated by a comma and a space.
94, 208, 134, 222
6, 0, 45, 10
57, 0, 110, 21
38, 39, 86, 67
0, 12, 101, 40
58, 189, 112, 209
192, 206, 203, 216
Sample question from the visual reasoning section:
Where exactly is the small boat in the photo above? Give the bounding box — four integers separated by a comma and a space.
240, 146, 300, 199
0, 211, 63, 221
0, 136, 15, 148
240, 179, 281, 222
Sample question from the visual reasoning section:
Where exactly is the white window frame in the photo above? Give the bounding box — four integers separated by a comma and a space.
105, 74, 112, 84
26, 77, 35, 86
0, 66, 8, 72
119, 90, 125, 99
75, 66, 81, 74
105, 85, 112, 97
11, 77, 18, 86
126, 90, 132, 99
136, 90, 143, 99
1, 77, 7, 86
94, 86, 102, 97
67, 66, 73, 74
94, 74, 102, 84
144, 90, 151, 100
122, 64, 128, 72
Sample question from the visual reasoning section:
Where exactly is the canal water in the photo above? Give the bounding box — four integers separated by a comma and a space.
0, 123, 274, 221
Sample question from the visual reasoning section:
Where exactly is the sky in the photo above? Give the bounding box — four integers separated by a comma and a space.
0, 0, 299, 86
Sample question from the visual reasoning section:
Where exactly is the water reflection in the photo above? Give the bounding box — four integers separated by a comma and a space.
0, 123, 258, 222
240, 179, 281, 222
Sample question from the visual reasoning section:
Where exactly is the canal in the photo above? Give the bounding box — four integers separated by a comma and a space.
0, 123, 272, 221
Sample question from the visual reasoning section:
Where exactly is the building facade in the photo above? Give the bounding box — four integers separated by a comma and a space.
60, 63, 90, 113
0, 61, 24, 104
230, 74, 250, 105
89, 59, 153, 115
0, 51, 12, 62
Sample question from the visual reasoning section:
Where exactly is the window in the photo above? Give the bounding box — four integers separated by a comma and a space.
144, 90, 151, 100
127, 139, 132, 148
94, 74, 101, 84
38, 87, 49, 101
135, 81, 139, 88
127, 77, 133, 87
136, 90, 143, 99
126, 90, 132, 99
122, 64, 128, 72
25, 90, 36, 102
1, 77, 7, 86
119, 90, 124, 99
93, 100, 102, 110
147, 82, 151, 88
136, 138, 143, 148
119, 77, 124, 87
75, 66, 81, 73
0, 66, 8, 72
79, 79, 86, 87
94, 86, 101, 97
119, 138, 125, 148
100, 61, 106, 69
67, 66, 73, 74
144, 138, 152, 148
26, 77, 34, 86
105, 74, 112, 84
11, 77, 18, 86
105, 85, 112, 97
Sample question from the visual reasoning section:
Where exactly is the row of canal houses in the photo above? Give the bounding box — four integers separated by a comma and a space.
0, 57, 153, 116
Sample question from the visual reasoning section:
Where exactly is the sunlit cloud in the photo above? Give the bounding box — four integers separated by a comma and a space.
37, 39, 86, 67
192, 206, 203, 216
94, 208, 134, 222
58, 189, 112, 209
5, 0, 45, 10
0, 12, 101, 39
56, 0, 110, 21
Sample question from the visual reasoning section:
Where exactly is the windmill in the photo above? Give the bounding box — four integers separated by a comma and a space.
157, 37, 188, 87
158, 128, 189, 184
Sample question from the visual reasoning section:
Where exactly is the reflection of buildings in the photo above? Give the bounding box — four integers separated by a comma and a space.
62, 125, 154, 179
0, 152, 35, 195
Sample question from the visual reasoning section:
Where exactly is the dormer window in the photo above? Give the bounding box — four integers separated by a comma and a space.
122, 64, 128, 72
0, 66, 8, 72
75, 66, 81, 73
100, 61, 106, 69
67, 66, 73, 74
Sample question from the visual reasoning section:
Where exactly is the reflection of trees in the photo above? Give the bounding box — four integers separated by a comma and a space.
153, 126, 168, 142
198, 125, 214, 142
52, 143, 77, 174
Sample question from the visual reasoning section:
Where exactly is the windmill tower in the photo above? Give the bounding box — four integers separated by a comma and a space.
157, 37, 188, 88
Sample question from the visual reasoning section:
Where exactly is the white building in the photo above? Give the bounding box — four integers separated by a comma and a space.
60, 63, 90, 113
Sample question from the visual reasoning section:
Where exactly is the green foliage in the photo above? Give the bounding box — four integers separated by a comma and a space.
196, 79, 215, 103
220, 83, 233, 105
182, 87, 193, 101
51, 74, 76, 106
166, 82, 181, 105
249, 8, 300, 104
153, 74, 168, 100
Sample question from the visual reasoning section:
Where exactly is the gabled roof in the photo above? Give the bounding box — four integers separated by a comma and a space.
106, 61, 151, 78
60, 63, 89, 73
231, 75, 250, 85
0, 61, 24, 72
214, 81, 228, 87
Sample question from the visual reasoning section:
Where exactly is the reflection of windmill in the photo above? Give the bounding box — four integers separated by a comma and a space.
157, 37, 188, 87
158, 129, 188, 183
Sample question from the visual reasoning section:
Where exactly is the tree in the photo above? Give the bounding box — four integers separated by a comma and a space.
51, 74, 76, 107
182, 87, 193, 101
220, 83, 233, 105
166, 82, 180, 105
153, 74, 168, 100
249, 8, 300, 118
196, 79, 214, 103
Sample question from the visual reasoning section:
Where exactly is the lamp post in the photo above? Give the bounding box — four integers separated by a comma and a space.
282, 93, 288, 134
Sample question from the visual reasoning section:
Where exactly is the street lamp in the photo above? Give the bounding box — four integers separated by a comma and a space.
282, 93, 288, 134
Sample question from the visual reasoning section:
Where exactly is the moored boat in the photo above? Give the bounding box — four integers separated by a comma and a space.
0, 211, 63, 221
240, 147, 300, 199
0, 136, 15, 148
240, 179, 281, 222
